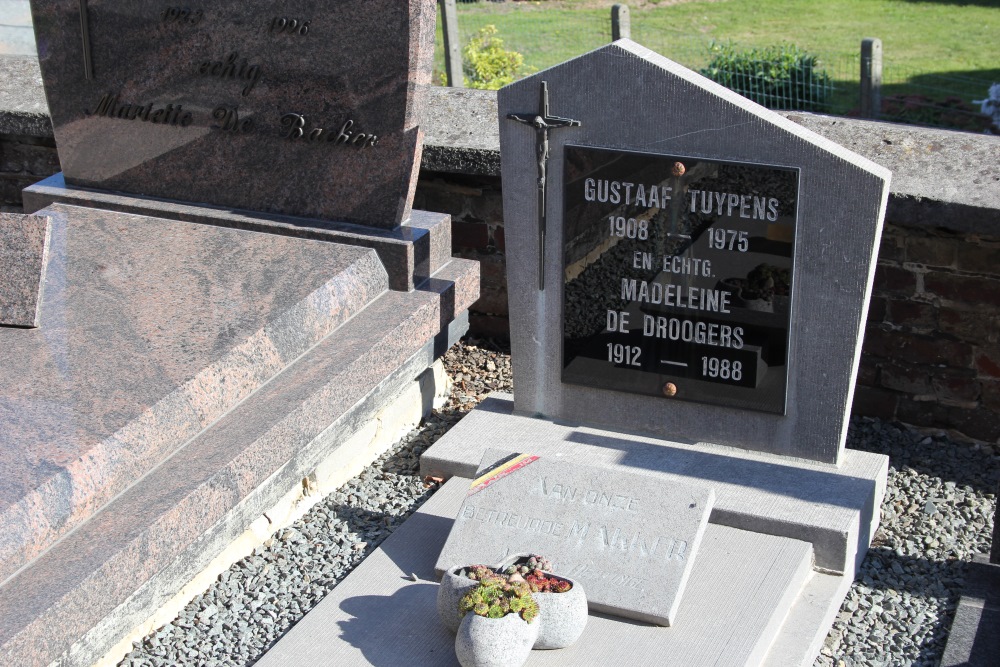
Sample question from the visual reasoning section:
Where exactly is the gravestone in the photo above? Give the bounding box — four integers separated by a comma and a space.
419, 39, 890, 664
501, 42, 889, 465
0, 212, 50, 327
0, 1, 480, 665
28, 0, 434, 228
435, 449, 714, 625
244, 40, 892, 667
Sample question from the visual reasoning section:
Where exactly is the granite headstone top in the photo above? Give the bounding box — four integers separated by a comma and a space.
0, 212, 51, 328
435, 449, 715, 626
29, 0, 435, 228
498, 40, 891, 464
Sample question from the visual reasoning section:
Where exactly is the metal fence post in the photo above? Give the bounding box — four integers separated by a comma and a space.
440, 0, 463, 87
612, 4, 630, 41
860, 38, 882, 119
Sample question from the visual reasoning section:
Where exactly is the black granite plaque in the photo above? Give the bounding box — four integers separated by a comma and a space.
562, 146, 798, 414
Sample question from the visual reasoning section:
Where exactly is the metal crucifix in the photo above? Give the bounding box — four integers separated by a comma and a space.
507, 81, 581, 290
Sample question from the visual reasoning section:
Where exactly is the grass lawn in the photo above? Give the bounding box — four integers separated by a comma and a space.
436, 0, 999, 115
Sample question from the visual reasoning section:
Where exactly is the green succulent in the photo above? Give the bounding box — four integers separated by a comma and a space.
459, 578, 539, 623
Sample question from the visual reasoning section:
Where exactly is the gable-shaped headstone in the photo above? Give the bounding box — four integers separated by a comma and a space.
498, 40, 890, 464
29, 0, 435, 228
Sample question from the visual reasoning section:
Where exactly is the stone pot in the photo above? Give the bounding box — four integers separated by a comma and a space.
494, 554, 588, 649
455, 612, 539, 667
531, 575, 588, 649
437, 565, 485, 634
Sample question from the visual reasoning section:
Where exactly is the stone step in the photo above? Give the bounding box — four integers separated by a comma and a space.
0, 243, 479, 667
23, 176, 454, 291
0, 204, 390, 586
420, 394, 888, 575
255, 476, 845, 667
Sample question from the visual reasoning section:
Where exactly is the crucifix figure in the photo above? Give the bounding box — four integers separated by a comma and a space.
79, 0, 93, 80
507, 81, 581, 290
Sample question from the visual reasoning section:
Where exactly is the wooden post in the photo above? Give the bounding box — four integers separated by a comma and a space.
612, 4, 630, 41
440, 0, 463, 87
860, 38, 882, 119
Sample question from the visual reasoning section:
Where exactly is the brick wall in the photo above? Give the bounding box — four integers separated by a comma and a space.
858, 223, 1000, 442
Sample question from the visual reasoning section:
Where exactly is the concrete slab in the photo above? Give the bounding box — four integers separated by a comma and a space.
257, 476, 841, 667
0, 256, 480, 667
0, 203, 388, 584
436, 449, 715, 625
421, 394, 888, 575
0, 211, 50, 327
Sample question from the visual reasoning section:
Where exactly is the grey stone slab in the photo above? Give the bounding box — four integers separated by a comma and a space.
421, 394, 888, 575
436, 449, 714, 626
258, 476, 831, 667
29, 0, 435, 228
0, 202, 390, 584
941, 555, 1000, 667
0, 257, 479, 667
22, 174, 452, 291
0, 212, 50, 327
498, 40, 891, 464
0, 55, 51, 136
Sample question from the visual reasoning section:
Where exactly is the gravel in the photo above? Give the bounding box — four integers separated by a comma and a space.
118, 337, 997, 667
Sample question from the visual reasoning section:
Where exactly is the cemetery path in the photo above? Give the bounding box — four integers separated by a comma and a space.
114, 337, 997, 667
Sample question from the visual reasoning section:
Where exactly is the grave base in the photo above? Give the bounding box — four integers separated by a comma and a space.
257, 395, 887, 666
0, 202, 479, 667
256, 478, 852, 667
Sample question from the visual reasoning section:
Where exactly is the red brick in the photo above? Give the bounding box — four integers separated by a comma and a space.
491, 224, 505, 252
413, 182, 468, 218
451, 221, 490, 251
924, 272, 1000, 307
468, 189, 504, 225
906, 236, 956, 268
943, 406, 1000, 442
866, 297, 888, 324
862, 328, 972, 367
855, 356, 880, 386
975, 346, 1000, 378
928, 367, 980, 403
876, 231, 905, 263
956, 243, 1000, 277
474, 286, 509, 316
939, 306, 1000, 345
982, 380, 1000, 411
896, 397, 948, 429
880, 361, 932, 395
850, 385, 898, 420
873, 264, 917, 297
887, 299, 936, 330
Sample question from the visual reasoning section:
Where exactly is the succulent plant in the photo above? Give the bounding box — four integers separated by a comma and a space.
456, 564, 498, 582
524, 571, 572, 594
502, 554, 553, 577
459, 577, 539, 623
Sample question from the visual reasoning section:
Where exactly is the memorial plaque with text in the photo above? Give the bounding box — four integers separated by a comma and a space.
436, 450, 715, 626
562, 146, 798, 414
29, 0, 434, 228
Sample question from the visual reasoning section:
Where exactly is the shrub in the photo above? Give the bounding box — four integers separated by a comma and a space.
700, 42, 832, 112
462, 25, 534, 90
